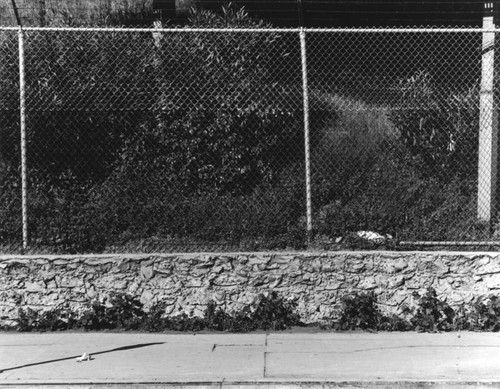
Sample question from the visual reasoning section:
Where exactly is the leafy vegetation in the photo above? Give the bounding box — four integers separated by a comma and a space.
388, 70, 478, 180
329, 291, 412, 332
330, 289, 500, 333
80, 293, 145, 330
0, 2, 488, 253
454, 295, 500, 332
13, 291, 303, 332
312, 87, 483, 244
410, 288, 455, 332
333, 292, 382, 331
0, 4, 309, 252
12, 289, 500, 333
16, 306, 78, 332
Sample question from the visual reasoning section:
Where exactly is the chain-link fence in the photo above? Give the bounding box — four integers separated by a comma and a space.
1, 26, 499, 253
0, 29, 22, 252
307, 29, 486, 247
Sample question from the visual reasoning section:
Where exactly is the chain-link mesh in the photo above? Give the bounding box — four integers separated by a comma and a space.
306, 30, 486, 245
11, 28, 305, 252
1, 26, 500, 253
0, 29, 22, 252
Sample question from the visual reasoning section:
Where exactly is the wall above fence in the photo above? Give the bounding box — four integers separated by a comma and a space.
1, 251, 500, 328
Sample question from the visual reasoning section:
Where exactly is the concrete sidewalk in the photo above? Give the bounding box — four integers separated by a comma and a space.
1, 331, 500, 388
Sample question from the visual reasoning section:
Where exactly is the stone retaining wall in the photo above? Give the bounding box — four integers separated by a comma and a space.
1, 251, 499, 327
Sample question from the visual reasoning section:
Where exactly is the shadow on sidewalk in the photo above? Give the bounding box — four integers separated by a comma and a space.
0, 342, 165, 373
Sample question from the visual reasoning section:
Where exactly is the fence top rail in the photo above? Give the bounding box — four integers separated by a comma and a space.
0, 26, 498, 33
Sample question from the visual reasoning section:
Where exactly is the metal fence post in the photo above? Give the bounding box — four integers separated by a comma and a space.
18, 26, 28, 250
478, 2, 498, 222
299, 28, 313, 242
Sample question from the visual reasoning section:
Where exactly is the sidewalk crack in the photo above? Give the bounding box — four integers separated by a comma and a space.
263, 351, 268, 378
264, 333, 269, 378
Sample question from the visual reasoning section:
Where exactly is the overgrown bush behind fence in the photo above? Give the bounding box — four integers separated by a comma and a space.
307, 30, 486, 243
0, 8, 311, 252
0, 30, 21, 250
0, 11, 496, 252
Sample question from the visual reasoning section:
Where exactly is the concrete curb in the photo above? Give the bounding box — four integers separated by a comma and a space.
2, 381, 500, 389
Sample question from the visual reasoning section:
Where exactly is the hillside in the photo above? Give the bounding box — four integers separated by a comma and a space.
0, 0, 153, 26
195, 0, 483, 27
1, 0, 485, 28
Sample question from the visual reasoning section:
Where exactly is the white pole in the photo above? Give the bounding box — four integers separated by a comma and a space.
300, 28, 313, 240
478, 2, 498, 222
18, 26, 28, 250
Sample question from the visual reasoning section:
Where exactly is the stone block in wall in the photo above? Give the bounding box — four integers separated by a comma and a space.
249, 275, 268, 287
113, 279, 129, 290
149, 278, 180, 291
82, 265, 98, 274
482, 273, 500, 289
269, 274, 283, 288
52, 259, 70, 266
448, 257, 472, 274
140, 289, 156, 307
388, 275, 405, 288
321, 279, 343, 291
302, 272, 320, 284
118, 260, 130, 272
59, 277, 85, 289
376, 291, 393, 306
93, 275, 123, 290
344, 259, 366, 273
3, 260, 30, 275
390, 289, 412, 308
65, 288, 89, 303
185, 278, 205, 288
449, 291, 474, 304
140, 265, 154, 280
235, 292, 256, 308
191, 266, 211, 276
289, 274, 305, 286
474, 256, 491, 266
417, 258, 450, 276
472, 279, 491, 294
211, 273, 247, 287
23, 292, 57, 307
248, 256, 271, 267
405, 275, 435, 290
302, 258, 322, 273
24, 281, 45, 293
153, 260, 173, 275
381, 258, 409, 274
434, 278, 454, 296
174, 261, 194, 275
358, 276, 378, 290
268, 255, 291, 265
86, 283, 98, 299
83, 257, 117, 266
476, 260, 500, 276
212, 263, 229, 274
321, 257, 343, 273
234, 264, 251, 278
67, 262, 83, 270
